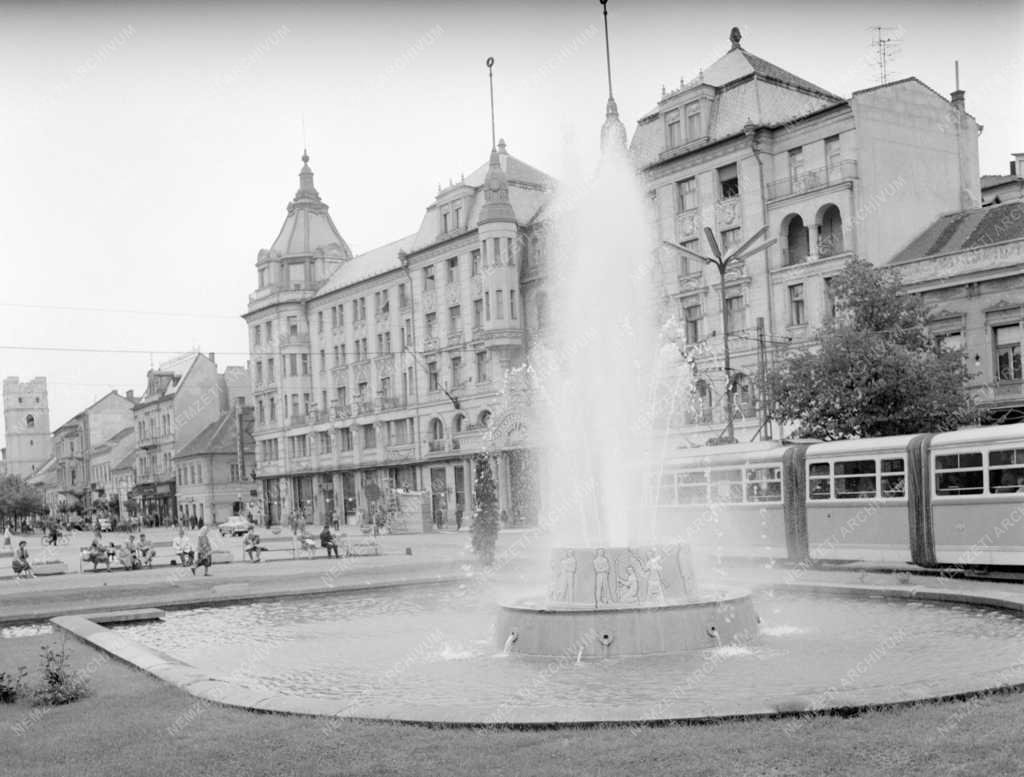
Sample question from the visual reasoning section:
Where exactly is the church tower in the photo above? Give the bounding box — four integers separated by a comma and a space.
3, 377, 53, 478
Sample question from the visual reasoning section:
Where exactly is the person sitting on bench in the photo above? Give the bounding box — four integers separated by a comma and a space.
12, 541, 34, 579
296, 526, 318, 558
320, 523, 341, 559
87, 530, 110, 572
172, 527, 194, 566
243, 527, 265, 562
137, 533, 156, 567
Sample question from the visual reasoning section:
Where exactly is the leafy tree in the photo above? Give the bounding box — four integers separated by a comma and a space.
0, 475, 45, 529
470, 453, 500, 565
766, 258, 975, 440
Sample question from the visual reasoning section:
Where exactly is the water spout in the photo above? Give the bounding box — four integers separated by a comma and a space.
503, 632, 518, 655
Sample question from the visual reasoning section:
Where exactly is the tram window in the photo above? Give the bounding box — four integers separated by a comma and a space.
746, 467, 782, 502
835, 460, 877, 499
676, 470, 708, 504
988, 449, 1024, 493
808, 462, 831, 500
935, 452, 984, 495
880, 457, 906, 497
709, 469, 743, 503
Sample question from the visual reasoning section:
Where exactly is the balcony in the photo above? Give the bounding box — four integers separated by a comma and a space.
766, 161, 857, 201
353, 400, 376, 416
427, 439, 448, 453
424, 335, 440, 351
447, 329, 464, 346
471, 325, 485, 341
279, 333, 310, 348
377, 395, 407, 412
331, 404, 352, 420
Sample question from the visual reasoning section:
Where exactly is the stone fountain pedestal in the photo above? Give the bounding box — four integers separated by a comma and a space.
496, 544, 758, 658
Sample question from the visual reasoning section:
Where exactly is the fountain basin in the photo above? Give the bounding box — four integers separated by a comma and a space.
497, 587, 758, 658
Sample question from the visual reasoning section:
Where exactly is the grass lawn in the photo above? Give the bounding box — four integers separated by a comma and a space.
2, 632, 1024, 777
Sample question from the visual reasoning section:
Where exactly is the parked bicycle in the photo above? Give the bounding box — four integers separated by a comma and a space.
41, 530, 70, 547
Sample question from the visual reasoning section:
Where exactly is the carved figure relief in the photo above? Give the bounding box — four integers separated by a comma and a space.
593, 548, 612, 607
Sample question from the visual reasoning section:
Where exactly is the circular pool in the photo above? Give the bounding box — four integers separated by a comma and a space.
116, 584, 1024, 724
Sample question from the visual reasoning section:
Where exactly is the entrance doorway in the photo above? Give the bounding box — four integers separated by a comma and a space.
430, 467, 448, 530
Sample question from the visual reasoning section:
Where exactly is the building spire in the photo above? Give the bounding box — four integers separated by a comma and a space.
295, 149, 321, 203
599, 0, 627, 153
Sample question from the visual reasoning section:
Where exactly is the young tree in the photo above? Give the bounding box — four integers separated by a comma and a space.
766, 258, 975, 440
470, 453, 500, 565
0, 475, 45, 530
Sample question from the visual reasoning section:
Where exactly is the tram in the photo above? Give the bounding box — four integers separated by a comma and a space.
655, 424, 1024, 568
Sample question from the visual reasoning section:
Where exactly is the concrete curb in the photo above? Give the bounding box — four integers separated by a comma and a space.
48, 580, 1024, 728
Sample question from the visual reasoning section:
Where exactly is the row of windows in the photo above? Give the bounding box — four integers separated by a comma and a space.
252, 246, 515, 347
656, 466, 783, 505
258, 413, 494, 461
934, 449, 1024, 496
808, 458, 906, 500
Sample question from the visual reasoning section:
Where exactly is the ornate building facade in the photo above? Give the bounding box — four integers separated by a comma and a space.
632, 28, 982, 443
245, 144, 550, 528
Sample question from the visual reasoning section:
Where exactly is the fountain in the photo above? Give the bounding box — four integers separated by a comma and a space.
494, 0, 758, 658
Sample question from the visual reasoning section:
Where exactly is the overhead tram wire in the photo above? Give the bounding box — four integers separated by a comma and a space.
0, 302, 240, 319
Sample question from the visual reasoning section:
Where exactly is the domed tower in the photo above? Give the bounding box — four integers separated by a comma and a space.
476, 139, 523, 371
245, 152, 353, 524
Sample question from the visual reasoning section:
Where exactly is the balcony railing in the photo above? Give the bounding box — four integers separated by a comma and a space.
331, 404, 351, 420
353, 400, 376, 416
427, 439, 448, 453
447, 329, 464, 345
279, 333, 310, 348
766, 160, 857, 201
377, 395, 406, 412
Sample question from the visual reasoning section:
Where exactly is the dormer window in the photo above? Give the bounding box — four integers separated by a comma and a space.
453, 206, 462, 229
442, 211, 450, 233
665, 109, 682, 148
685, 101, 702, 140
718, 163, 739, 199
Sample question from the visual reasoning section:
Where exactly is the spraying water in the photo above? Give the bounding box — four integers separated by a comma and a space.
534, 112, 663, 548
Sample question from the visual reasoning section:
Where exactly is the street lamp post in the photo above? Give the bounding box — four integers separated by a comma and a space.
664, 225, 776, 443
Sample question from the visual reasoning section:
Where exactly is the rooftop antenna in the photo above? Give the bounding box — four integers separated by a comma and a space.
486, 56, 496, 151
870, 25, 901, 84
301, 114, 307, 153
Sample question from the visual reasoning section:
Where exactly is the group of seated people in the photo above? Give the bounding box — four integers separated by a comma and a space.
84, 530, 156, 571
240, 523, 345, 562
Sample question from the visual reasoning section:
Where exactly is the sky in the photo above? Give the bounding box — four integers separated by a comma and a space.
1, 0, 1021, 440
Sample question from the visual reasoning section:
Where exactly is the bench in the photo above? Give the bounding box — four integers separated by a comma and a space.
238, 537, 380, 562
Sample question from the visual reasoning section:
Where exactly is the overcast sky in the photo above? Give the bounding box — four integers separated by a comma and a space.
1, 0, 1021, 440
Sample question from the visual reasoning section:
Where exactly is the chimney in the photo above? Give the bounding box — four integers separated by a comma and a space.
1013, 153, 1024, 177
1012, 161, 1017, 176
207, 352, 215, 364
126, 390, 134, 402
950, 89, 965, 113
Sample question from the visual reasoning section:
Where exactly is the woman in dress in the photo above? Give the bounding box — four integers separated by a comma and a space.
192, 525, 213, 576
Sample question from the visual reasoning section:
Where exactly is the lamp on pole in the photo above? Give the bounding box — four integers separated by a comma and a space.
664, 225, 776, 443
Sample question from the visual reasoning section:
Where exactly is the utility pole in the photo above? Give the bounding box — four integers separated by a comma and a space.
664, 226, 776, 443
756, 317, 770, 440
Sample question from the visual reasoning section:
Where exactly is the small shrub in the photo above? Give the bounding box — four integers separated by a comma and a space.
33, 639, 89, 706
0, 666, 28, 703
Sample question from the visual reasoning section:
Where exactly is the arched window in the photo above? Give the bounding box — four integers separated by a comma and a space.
478, 410, 492, 429
453, 413, 465, 434
785, 215, 809, 265
817, 204, 844, 257
430, 418, 445, 440
26, 414, 35, 428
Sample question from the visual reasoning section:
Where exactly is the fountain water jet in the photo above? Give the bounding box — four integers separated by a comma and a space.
495, 0, 758, 658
